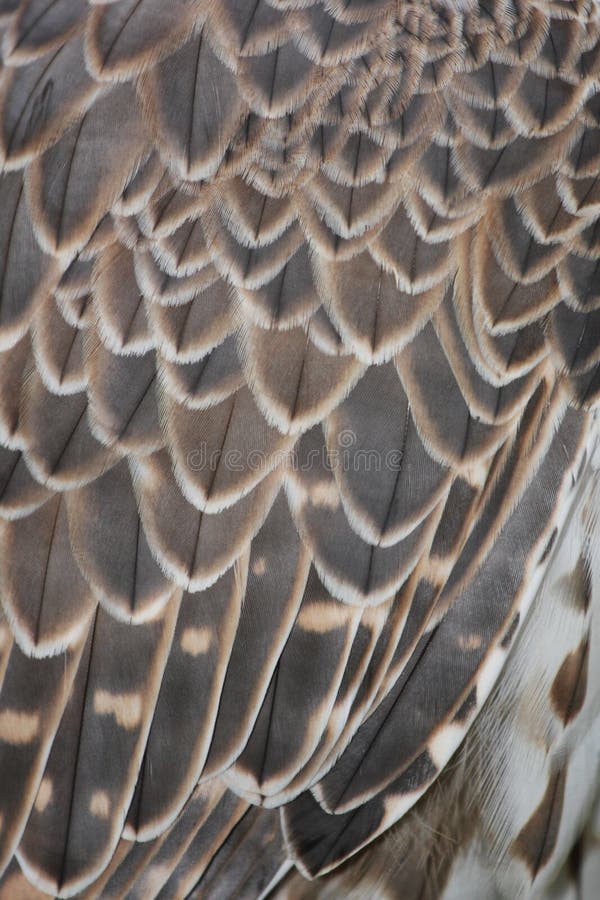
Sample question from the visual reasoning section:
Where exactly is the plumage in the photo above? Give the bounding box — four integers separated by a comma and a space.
26, 81, 148, 258
0, 2, 600, 898
0, 493, 95, 655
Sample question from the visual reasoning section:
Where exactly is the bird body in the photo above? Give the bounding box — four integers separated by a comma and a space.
0, 0, 599, 897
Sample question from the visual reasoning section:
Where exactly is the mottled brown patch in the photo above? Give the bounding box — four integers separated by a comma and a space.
550, 636, 589, 726
560, 555, 592, 614
501, 612, 520, 649
572, 555, 592, 613
513, 767, 567, 878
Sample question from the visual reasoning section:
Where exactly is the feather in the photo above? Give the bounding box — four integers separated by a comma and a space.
0, 171, 54, 350
180, 804, 285, 900
473, 227, 561, 332
230, 570, 361, 800
16, 602, 178, 897
371, 202, 451, 294
144, 789, 248, 899
0, 494, 95, 656
0, 335, 29, 447
145, 276, 233, 363
242, 321, 364, 434
396, 321, 509, 470
313, 406, 585, 819
85, 0, 201, 81
132, 449, 282, 591
236, 247, 321, 330
158, 335, 244, 410
126, 572, 242, 839
31, 292, 86, 396
3, 0, 87, 63
559, 251, 600, 313
202, 493, 311, 778
288, 425, 436, 605
316, 252, 445, 363
136, 179, 208, 241
326, 363, 450, 546
0, 446, 51, 520
19, 371, 115, 490
218, 177, 296, 249
92, 243, 152, 356
453, 122, 581, 197
153, 217, 211, 278
297, 6, 384, 66
66, 461, 173, 622
1, 2, 600, 896
85, 338, 162, 453
163, 385, 294, 512
205, 217, 304, 292
138, 28, 244, 181
550, 303, 600, 377
486, 199, 568, 284
304, 174, 400, 243
117, 781, 229, 898
0, 33, 100, 167
518, 175, 583, 244
0, 633, 86, 876
26, 82, 148, 257
55, 256, 93, 307
558, 173, 600, 218
205, 0, 294, 58
435, 290, 541, 425
115, 152, 165, 218
134, 245, 218, 306
507, 72, 586, 138
236, 42, 318, 118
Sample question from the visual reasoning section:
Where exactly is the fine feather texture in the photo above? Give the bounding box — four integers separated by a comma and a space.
0, 2, 600, 899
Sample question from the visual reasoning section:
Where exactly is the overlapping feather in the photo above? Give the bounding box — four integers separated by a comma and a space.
0, 1, 599, 897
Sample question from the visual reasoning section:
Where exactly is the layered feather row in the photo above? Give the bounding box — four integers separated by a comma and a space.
0, 0, 599, 897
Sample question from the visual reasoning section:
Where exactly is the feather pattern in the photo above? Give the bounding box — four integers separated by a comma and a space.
0, 1, 600, 897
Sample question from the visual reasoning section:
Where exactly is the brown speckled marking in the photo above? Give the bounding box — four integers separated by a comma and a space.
513, 767, 567, 879
567, 555, 592, 614
550, 636, 589, 726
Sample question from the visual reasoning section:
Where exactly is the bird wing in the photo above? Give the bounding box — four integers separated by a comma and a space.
0, 0, 599, 897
